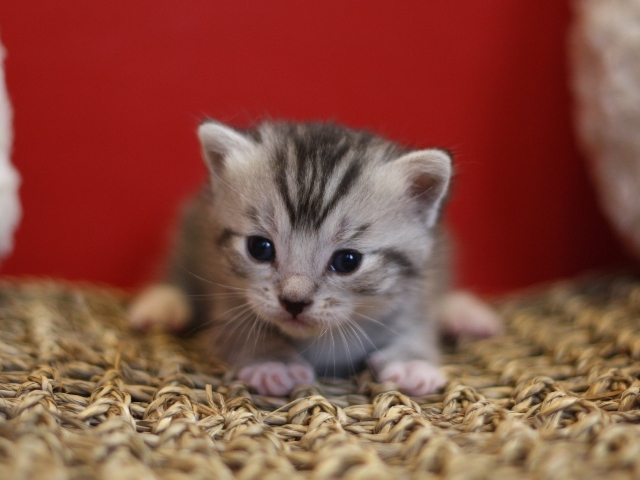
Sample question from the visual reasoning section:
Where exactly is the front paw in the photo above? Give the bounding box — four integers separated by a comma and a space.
128, 284, 191, 332
438, 291, 503, 339
377, 360, 446, 396
238, 362, 315, 396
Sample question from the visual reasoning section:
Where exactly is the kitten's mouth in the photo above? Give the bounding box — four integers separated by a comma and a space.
277, 315, 319, 337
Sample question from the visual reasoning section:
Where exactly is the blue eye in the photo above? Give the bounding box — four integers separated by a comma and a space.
247, 236, 275, 262
330, 250, 362, 274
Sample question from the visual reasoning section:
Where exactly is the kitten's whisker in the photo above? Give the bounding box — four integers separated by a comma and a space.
346, 317, 384, 358
352, 311, 404, 338
353, 311, 425, 352
243, 314, 261, 357
340, 322, 367, 388
218, 302, 253, 319
184, 292, 246, 298
260, 316, 271, 351
252, 316, 267, 354
177, 265, 253, 293
329, 326, 337, 379
336, 323, 356, 379
229, 311, 257, 352
320, 322, 333, 378
340, 316, 367, 355
199, 302, 253, 331
337, 312, 382, 360
303, 321, 330, 373
183, 301, 252, 335
201, 312, 250, 339
211, 305, 254, 338
210, 310, 251, 346
296, 324, 328, 356
209, 282, 253, 293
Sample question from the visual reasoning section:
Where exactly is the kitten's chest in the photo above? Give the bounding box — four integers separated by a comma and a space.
294, 317, 393, 377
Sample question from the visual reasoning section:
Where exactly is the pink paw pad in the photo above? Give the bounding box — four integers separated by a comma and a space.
238, 362, 315, 396
378, 360, 446, 396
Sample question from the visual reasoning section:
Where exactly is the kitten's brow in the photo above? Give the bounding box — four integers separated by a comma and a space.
333, 221, 371, 244
216, 228, 238, 247
376, 248, 419, 278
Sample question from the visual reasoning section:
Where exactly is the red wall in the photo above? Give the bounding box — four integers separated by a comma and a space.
0, 1, 633, 294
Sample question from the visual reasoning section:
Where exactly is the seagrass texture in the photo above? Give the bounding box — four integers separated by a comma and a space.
1, 277, 640, 479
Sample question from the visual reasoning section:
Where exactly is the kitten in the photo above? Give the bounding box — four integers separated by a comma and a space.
129, 120, 501, 396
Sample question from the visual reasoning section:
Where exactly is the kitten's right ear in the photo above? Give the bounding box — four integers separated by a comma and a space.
197, 120, 253, 175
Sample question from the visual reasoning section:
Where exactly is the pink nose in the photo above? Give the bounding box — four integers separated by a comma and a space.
279, 297, 312, 317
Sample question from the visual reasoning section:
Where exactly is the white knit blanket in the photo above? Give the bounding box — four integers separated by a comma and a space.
0, 37, 21, 261
571, 0, 640, 258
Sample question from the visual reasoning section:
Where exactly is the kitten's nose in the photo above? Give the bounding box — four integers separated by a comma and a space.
279, 297, 312, 317
279, 274, 315, 317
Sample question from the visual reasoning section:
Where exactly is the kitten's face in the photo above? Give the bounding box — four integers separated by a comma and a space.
201, 122, 451, 339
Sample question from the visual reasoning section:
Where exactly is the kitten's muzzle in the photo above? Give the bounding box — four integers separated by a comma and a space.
279, 297, 312, 317
278, 274, 315, 318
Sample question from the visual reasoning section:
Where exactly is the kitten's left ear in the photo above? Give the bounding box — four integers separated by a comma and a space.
394, 148, 452, 227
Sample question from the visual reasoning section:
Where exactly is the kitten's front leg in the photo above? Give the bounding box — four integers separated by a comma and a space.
129, 284, 192, 332
238, 362, 314, 396
373, 359, 446, 396
214, 321, 315, 396
437, 291, 503, 339
367, 293, 502, 396
368, 320, 446, 396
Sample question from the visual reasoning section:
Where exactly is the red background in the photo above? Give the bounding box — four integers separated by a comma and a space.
0, 1, 634, 294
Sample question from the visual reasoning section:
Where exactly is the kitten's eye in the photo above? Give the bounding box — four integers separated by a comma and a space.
330, 250, 362, 274
247, 236, 275, 262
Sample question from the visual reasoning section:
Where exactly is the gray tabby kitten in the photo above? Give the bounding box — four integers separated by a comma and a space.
130, 120, 501, 396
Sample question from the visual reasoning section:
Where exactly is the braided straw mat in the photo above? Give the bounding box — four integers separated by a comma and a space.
1, 277, 640, 479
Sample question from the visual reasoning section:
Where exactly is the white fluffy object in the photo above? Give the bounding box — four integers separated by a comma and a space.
0, 38, 20, 261
570, 0, 640, 259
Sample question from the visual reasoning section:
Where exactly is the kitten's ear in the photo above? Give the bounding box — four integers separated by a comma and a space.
394, 148, 452, 227
197, 120, 253, 175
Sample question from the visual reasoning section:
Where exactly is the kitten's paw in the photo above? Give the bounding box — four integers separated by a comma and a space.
438, 291, 503, 339
377, 360, 446, 396
128, 284, 191, 332
238, 362, 315, 396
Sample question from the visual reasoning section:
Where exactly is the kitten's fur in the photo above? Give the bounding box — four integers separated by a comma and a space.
130, 120, 501, 396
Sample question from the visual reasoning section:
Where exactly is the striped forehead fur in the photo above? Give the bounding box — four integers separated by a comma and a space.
261, 122, 406, 232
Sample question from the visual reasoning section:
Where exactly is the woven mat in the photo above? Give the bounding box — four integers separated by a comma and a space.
1, 278, 640, 479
